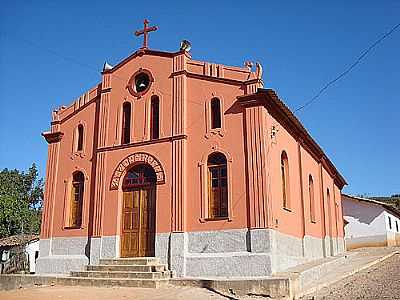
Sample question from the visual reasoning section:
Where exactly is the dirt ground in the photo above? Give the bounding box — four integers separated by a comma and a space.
0, 285, 233, 300
1, 250, 399, 300
301, 253, 400, 300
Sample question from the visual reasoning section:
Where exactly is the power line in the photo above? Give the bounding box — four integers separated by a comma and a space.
294, 22, 400, 113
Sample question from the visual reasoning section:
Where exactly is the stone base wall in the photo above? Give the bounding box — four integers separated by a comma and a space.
154, 229, 342, 278
36, 236, 120, 274
36, 230, 345, 277
36, 237, 89, 274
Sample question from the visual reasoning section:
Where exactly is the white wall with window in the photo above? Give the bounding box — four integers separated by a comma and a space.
385, 211, 400, 233
342, 194, 400, 250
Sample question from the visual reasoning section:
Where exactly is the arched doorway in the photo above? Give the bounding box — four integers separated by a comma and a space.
121, 164, 156, 257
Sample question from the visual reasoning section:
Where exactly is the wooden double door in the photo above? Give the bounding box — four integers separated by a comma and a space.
121, 187, 155, 257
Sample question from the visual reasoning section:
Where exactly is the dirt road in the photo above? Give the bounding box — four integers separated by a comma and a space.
301, 253, 400, 300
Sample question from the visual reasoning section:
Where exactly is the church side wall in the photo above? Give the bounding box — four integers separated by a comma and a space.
37, 99, 98, 274
264, 109, 345, 261
266, 112, 304, 239
47, 100, 97, 238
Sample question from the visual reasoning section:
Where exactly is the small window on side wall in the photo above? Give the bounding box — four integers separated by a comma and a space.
309, 175, 316, 223
327, 188, 331, 213
77, 124, 84, 151
281, 151, 290, 209
210, 98, 222, 129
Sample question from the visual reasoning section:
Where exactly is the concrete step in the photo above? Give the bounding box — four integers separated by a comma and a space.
62, 276, 169, 288
71, 270, 172, 279
86, 264, 167, 272
100, 257, 160, 266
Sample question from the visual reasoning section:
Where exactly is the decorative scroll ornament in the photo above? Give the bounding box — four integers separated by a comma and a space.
110, 152, 165, 190
256, 62, 263, 79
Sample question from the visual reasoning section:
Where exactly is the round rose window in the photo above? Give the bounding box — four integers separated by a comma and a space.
135, 73, 150, 93
127, 69, 154, 97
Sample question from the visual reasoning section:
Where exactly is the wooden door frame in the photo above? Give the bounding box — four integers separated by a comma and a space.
120, 185, 156, 258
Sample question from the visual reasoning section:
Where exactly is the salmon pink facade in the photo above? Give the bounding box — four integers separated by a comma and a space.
37, 40, 346, 277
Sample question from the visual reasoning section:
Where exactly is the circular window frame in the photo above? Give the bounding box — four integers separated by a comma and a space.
127, 68, 154, 97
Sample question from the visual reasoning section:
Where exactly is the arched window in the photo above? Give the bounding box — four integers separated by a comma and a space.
210, 98, 222, 129
69, 171, 84, 228
122, 102, 132, 144
281, 151, 290, 209
150, 96, 159, 140
207, 152, 228, 218
123, 164, 157, 190
309, 175, 316, 222
77, 124, 84, 151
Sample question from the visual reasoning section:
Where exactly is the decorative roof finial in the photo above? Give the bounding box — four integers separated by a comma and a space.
103, 61, 113, 71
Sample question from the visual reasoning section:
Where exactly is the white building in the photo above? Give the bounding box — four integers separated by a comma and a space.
342, 194, 400, 250
0, 234, 39, 274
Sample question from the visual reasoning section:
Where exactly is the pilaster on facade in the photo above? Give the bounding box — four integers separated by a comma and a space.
91, 73, 112, 237
171, 53, 188, 232
318, 162, 327, 257
244, 105, 270, 229
41, 141, 61, 239
296, 141, 306, 257
41, 120, 64, 240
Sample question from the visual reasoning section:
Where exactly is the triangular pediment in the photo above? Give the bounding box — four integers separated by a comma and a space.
102, 48, 187, 74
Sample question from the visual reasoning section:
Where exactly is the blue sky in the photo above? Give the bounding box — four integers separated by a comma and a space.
0, 1, 399, 196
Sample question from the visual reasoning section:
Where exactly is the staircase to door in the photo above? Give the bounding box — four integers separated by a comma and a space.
70, 257, 173, 288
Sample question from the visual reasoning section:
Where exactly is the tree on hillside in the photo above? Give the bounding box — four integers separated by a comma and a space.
0, 164, 44, 238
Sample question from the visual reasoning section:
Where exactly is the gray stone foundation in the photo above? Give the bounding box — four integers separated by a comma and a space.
303, 235, 325, 259
36, 230, 344, 277
100, 235, 119, 258
154, 229, 322, 278
337, 237, 345, 254
36, 236, 120, 274
36, 237, 89, 274
89, 237, 101, 265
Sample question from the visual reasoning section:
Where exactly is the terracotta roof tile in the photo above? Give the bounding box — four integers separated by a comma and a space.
0, 234, 39, 248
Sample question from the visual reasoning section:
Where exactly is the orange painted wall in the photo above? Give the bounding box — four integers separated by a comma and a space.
266, 113, 304, 238
184, 78, 248, 232
41, 49, 345, 243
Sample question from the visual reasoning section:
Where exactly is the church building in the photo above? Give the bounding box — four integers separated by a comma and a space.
37, 20, 347, 277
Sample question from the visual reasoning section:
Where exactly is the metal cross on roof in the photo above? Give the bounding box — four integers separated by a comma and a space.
135, 19, 158, 49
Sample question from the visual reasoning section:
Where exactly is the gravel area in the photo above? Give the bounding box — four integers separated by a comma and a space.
301, 253, 400, 300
